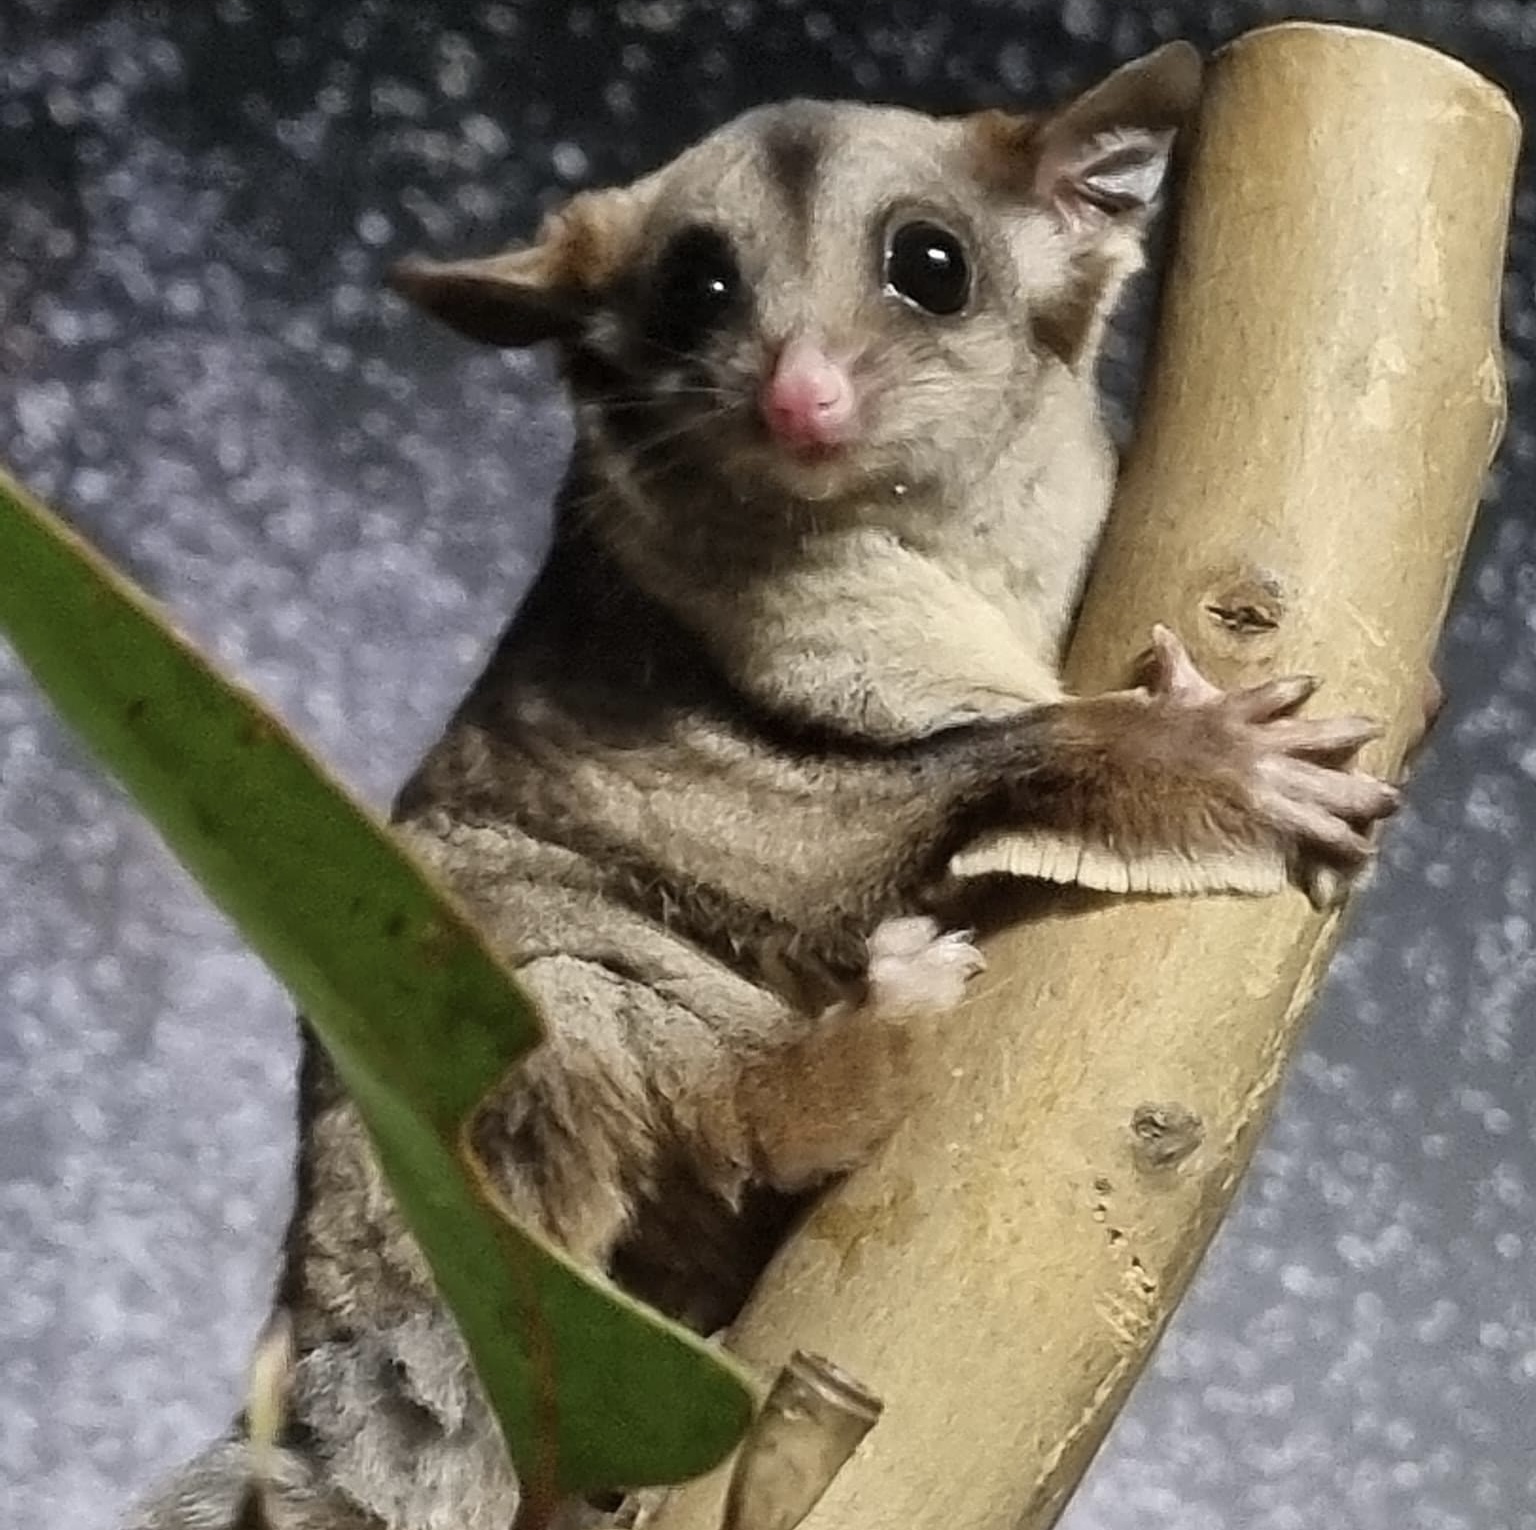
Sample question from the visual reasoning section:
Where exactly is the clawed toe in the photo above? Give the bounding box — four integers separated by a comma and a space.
1295, 862, 1350, 911
1260, 714, 1383, 763
1264, 757, 1400, 820
1233, 672, 1320, 721
1143, 624, 1222, 704
867, 917, 986, 1016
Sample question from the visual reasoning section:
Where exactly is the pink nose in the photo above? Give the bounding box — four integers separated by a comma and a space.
760, 337, 856, 452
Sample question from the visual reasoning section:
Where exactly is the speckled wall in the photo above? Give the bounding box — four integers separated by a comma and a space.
1, 2, 1532, 1527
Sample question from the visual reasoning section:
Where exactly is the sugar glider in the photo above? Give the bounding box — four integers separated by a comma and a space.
129, 42, 1399, 1530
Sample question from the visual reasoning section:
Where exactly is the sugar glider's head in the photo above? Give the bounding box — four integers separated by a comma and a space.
393, 43, 1199, 519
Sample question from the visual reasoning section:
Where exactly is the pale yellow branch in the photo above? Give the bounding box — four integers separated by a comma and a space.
644, 22, 1518, 1530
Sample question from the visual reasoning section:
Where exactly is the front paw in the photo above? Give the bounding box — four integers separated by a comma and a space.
866, 916, 986, 1016
1142, 625, 1400, 907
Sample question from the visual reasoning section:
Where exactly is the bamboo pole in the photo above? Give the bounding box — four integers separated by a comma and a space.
643, 23, 1520, 1530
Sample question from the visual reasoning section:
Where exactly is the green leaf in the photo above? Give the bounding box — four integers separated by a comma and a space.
0, 465, 756, 1514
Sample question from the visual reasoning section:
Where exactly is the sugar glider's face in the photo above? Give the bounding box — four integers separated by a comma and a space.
577, 101, 1054, 505
393, 43, 1199, 511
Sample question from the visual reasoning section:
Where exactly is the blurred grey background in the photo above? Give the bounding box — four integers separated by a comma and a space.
1, 1, 1533, 1527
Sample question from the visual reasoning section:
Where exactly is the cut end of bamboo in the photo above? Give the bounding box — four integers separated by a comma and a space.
1224, 20, 1521, 126
720, 1352, 883, 1530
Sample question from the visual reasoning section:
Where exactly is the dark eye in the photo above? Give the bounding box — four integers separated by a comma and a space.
648, 225, 743, 351
883, 221, 970, 316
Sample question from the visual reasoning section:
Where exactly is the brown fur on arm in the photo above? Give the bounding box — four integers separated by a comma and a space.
917, 628, 1397, 898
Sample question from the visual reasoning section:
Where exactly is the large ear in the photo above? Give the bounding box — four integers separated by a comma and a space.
972, 42, 1203, 230
969, 42, 1203, 365
1030, 41, 1203, 228
387, 178, 657, 348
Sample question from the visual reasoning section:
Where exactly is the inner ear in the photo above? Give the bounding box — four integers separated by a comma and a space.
971, 41, 1203, 226
388, 181, 656, 348
1033, 124, 1179, 224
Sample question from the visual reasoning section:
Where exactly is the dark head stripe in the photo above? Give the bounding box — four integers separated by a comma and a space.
759, 108, 827, 236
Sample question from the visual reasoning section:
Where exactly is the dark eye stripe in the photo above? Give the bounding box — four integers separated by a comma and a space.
646, 225, 744, 354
